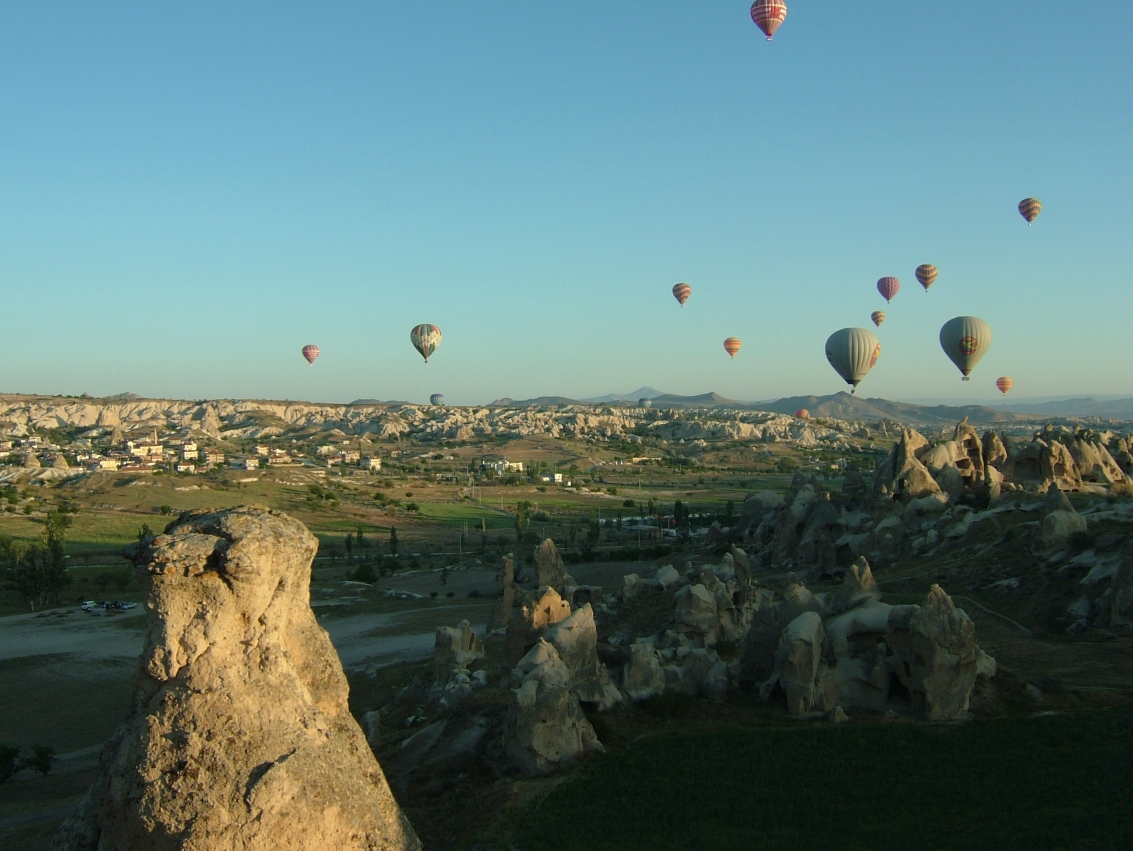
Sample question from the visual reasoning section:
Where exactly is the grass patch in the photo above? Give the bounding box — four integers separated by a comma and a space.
516, 709, 1133, 851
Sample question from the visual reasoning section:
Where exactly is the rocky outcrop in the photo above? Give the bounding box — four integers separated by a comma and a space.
890, 585, 980, 721
544, 604, 621, 710
1034, 485, 1088, 555
52, 506, 420, 851
487, 554, 516, 632
534, 538, 565, 591
503, 640, 603, 775
503, 586, 572, 669
622, 642, 666, 701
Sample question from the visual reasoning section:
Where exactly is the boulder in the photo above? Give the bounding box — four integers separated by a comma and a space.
893, 585, 982, 721
544, 604, 621, 710
764, 611, 835, 716
622, 642, 666, 701
534, 538, 565, 591
666, 648, 728, 703
503, 641, 603, 775
434, 619, 485, 684
1034, 487, 1087, 554
52, 507, 421, 851
674, 583, 719, 644
872, 428, 940, 502
982, 430, 1008, 471
503, 586, 572, 669
1043, 440, 1083, 492
830, 557, 881, 614
487, 554, 516, 631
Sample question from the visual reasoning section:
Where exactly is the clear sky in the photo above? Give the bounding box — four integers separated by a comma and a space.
1, 2, 1130, 406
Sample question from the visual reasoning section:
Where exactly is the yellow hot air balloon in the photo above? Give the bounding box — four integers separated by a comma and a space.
871, 311, 885, 327
723, 337, 742, 358
996, 377, 1013, 395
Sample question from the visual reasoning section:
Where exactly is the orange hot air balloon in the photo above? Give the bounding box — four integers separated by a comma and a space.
723, 337, 742, 358
795, 409, 810, 420
301, 344, 319, 365
996, 376, 1014, 395
672, 283, 691, 305
871, 311, 885, 327
915, 264, 938, 292
750, 0, 787, 40
1018, 198, 1041, 224
877, 277, 900, 303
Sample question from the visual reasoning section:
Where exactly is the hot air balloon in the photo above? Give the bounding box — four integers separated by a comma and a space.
430, 393, 446, 406
723, 337, 742, 358
1018, 198, 1041, 224
939, 316, 992, 380
639, 398, 653, 409
410, 324, 442, 363
871, 311, 885, 327
825, 328, 881, 395
915, 264, 938, 292
750, 0, 787, 40
877, 277, 900, 303
672, 283, 691, 306
795, 409, 810, 420
995, 377, 1013, 395
301, 344, 319, 365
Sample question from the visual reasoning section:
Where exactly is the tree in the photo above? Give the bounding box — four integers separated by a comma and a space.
0, 746, 19, 784
389, 527, 399, 555
344, 534, 354, 559
137, 523, 154, 541
514, 501, 531, 544
20, 744, 55, 777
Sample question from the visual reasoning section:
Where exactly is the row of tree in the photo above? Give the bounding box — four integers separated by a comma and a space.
0, 510, 71, 610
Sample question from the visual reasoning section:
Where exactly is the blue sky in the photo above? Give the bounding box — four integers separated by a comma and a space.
0, 2, 1130, 406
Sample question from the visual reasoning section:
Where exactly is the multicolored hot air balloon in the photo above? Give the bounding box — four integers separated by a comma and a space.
750, 0, 787, 40
430, 393, 446, 406
877, 277, 900, 303
825, 328, 881, 395
939, 316, 992, 380
915, 264, 938, 292
639, 398, 653, 409
871, 311, 885, 327
410, 324, 442, 363
1018, 198, 1042, 224
996, 377, 1013, 395
672, 283, 691, 306
723, 337, 742, 358
301, 344, 319, 365
795, 409, 810, 420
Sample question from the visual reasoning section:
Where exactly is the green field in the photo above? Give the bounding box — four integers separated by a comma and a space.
515, 709, 1133, 851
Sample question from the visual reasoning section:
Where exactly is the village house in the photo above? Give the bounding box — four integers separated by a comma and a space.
360, 456, 382, 471
229, 457, 259, 471
200, 448, 225, 467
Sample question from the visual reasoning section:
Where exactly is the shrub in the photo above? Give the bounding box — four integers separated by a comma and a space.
351, 562, 377, 583
0, 746, 19, 783
21, 744, 55, 777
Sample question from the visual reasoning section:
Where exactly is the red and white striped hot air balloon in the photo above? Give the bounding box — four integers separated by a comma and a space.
996, 376, 1014, 395
410, 324, 442, 363
723, 337, 742, 358
672, 282, 691, 306
795, 409, 810, 420
876, 277, 900, 303
750, 0, 787, 40
301, 344, 319, 365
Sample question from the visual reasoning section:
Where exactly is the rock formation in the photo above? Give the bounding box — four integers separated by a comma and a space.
52, 506, 420, 851
534, 538, 565, 591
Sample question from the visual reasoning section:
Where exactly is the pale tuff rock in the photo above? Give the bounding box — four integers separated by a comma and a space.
1034, 485, 1087, 554
544, 604, 621, 710
503, 640, 604, 775
830, 557, 881, 615
763, 611, 836, 716
52, 506, 420, 851
872, 428, 941, 502
534, 538, 565, 592
433, 620, 485, 706
622, 642, 666, 702
891, 585, 981, 721
503, 585, 572, 669
487, 554, 516, 632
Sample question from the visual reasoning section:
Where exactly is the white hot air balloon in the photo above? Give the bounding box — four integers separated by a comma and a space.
825, 328, 881, 395
939, 316, 992, 380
